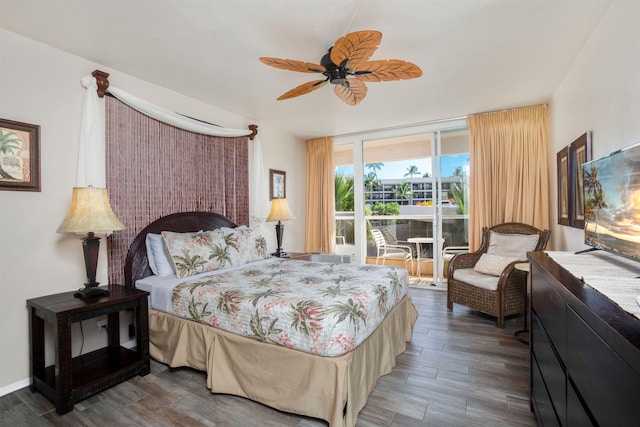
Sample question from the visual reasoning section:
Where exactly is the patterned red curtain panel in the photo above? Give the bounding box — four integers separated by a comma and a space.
105, 96, 249, 285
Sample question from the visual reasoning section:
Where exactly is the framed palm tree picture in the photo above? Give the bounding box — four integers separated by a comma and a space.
0, 118, 40, 192
569, 131, 592, 228
269, 169, 286, 199
557, 146, 570, 226
557, 131, 592, 228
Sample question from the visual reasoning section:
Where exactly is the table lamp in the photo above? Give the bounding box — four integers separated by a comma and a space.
57, 187, 125, 298
266, 198, 295, 257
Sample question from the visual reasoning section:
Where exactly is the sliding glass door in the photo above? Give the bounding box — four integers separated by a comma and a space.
334, 121, 469, 284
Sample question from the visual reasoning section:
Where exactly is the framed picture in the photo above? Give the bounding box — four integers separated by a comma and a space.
557, 146, 570, 226
269, 169, 286, 199
0, 118, 40, 192
569, 131, 592, 228
557, 131, 592, 228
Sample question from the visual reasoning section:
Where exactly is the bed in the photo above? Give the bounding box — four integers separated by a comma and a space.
123, 211, 418, 427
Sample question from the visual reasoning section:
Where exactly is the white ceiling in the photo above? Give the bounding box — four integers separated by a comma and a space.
0, 0, 611, 139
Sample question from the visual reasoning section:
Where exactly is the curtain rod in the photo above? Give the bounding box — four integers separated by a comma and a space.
91, 69, 258, 140
470, 103, 549, 117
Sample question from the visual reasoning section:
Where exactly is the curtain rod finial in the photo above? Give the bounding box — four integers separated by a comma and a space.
92, 70, 110, 98
248, 124, 258, 140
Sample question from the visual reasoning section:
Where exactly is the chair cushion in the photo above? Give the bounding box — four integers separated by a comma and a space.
473, 253, 518, 276
453, 268, 500, 291
381, 251, 411, 260
488, 231, 539, 260
382, 228, 399, 244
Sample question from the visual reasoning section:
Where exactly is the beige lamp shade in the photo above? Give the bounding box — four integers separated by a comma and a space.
266, 198, 296, 222
57, 187, 125, 234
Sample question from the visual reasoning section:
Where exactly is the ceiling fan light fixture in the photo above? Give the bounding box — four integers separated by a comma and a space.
259, 30, 421, 105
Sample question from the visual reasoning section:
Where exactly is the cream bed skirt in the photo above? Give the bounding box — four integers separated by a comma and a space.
148, 295, 418, 427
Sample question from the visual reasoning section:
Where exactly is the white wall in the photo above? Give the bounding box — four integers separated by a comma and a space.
0, 29, 305, 394
549, 1, 640, 251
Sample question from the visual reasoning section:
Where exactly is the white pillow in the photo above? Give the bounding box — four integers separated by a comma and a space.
473, 253, 518, 276
145, 233, 175, 276
487, 231, 539, 261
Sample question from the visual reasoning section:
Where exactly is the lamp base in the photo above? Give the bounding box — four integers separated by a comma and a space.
74, 284, 110, 299
271, 250, 289, 258
271, 221, 288, 258
74, 232, 109, 299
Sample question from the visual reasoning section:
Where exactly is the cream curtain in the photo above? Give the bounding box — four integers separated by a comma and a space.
305, 137, 335, 253
467, 105, 550, 250
77, 75, 106, 187
106, 85, 253, 138
250, 137, 270, 222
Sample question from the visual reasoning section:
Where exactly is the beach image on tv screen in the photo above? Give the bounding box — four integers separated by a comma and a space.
583, 143, 640, 261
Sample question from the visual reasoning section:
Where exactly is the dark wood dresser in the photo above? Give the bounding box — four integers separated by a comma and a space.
528, 251, 640, 427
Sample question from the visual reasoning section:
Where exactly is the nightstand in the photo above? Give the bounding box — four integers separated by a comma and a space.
284, 253, 352, 263
283, 252, 312, 260
27, 285, 150, 414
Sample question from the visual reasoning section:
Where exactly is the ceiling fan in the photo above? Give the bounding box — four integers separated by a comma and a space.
259, 30, 422, 106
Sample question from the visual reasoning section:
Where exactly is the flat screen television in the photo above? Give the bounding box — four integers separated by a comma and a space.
582, 142, 640, 261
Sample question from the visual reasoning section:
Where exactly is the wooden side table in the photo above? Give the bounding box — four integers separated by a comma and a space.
27, 285, 150, 414
283, 252, 312, 260
283, 253, 352, 263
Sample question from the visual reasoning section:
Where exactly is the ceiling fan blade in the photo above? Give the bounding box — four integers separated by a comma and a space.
259, 57, 325, 73
277, 79, 329, 100
355, 60, 423, 82
330, 30, 382, 70
334, 78, 368, 106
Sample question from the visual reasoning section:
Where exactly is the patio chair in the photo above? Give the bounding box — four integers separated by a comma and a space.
371, 228, 413, 272
443, 246, 469, 260
442, 245, 469, 278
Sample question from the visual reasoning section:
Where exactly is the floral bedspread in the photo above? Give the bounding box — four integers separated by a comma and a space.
169, 259, 410, 356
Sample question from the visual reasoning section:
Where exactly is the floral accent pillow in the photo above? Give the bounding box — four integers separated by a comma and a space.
473, 253, 518, 276
161, 230, 230, 278
218, 225, 270, 265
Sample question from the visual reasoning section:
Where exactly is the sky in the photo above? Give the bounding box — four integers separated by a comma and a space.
336, 154, 470, 179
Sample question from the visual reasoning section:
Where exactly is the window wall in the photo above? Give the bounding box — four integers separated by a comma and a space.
334, 120, 469, 283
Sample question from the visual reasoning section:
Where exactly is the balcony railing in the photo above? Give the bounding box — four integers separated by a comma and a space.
335, 211, 469, 259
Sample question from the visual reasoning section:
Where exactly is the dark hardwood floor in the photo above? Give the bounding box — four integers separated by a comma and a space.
1, 288, 536, 426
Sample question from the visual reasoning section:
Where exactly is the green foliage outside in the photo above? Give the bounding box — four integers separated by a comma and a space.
404, 165, 419, 178
451, 181, 467, 214
395, 181, 413, 204
335, 173, 354, 211
450, 166, 468, 214
371, 201, 400, 216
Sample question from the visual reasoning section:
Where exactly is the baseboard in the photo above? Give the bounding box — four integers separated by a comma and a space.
0, 378, 30, 397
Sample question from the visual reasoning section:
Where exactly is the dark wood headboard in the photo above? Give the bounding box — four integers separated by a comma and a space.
123, 211, 237, 287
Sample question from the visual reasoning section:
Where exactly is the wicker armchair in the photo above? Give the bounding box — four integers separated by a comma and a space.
447, 222, 550, 328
